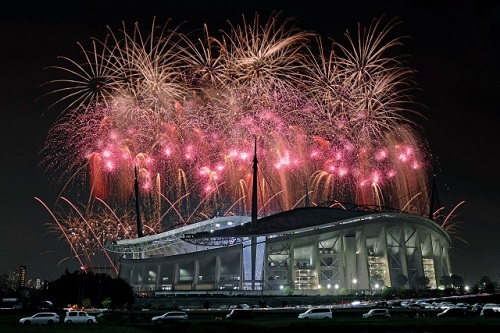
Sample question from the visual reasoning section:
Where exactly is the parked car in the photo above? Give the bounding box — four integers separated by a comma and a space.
482, 303, 500, 310
417, 302, 434, 309
64, 310, 98, 323
151, 311, 188, 324
400, 300, 410, 308
374, 301, 388, 308
436, 302, 455, 310
226, 309, 253, 319
437, 307, 467, 318
471, 303, 484, 312
456, 302, 470, 309
480, 308, 500, 318
362, 309, 391, 318
298, 307, 332, 319
19, 312, 60, 325
407, 302, 422, 309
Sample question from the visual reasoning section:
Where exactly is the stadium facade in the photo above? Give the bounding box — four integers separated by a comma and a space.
109, 205, 451, 295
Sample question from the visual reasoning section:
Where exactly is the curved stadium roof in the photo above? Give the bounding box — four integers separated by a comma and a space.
108, 205, 449, 253
183, 205, 450, 242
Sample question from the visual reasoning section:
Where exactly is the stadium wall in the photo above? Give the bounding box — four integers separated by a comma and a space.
118, 212, 451, 295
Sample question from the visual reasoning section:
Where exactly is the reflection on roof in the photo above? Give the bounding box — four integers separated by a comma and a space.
106, 204, 447, 254
183, 205, 446, 240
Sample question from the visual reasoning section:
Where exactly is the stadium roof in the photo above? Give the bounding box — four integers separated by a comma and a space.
182, 205, 449, 242
108, 204, 449, 254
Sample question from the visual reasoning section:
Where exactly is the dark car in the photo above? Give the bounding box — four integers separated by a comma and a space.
471, 303, 484, 312
437, 308, 467, 318
480, 308, 500, 318
226, 309, 253, 319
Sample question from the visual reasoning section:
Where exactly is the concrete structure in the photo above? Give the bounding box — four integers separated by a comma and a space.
109, 205, 451, 295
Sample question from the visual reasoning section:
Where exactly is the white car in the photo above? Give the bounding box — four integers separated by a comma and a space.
64, 310, 98, 323
298, 307, 332, 319
19, 312, 60, 324
437, 307, 467, 318
482, 303, 500, 310
362, 308, 391, 318
437, 302, 455, 309
417, 302, 434, 309
151, 311, 188, 324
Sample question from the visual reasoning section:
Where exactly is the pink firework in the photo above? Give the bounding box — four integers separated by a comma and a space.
38, 13, 437, 269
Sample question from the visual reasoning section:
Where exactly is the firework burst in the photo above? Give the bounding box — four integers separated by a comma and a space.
39, 13, 438, 270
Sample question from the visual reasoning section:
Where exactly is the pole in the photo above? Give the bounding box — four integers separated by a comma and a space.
251, 136, 258, 230
134, 165, 144, 238
251, 136, 258, 290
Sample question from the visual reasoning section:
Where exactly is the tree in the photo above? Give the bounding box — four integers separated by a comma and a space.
380, 286, 395, 300
450, 275, 464, 290
439, 275, 452, 289
411, 276, 430, 290
38, 270, 133, 309
82, 298, 92, 309
338, 287, 348, 295
101, 297, 112, 308
476, 275, 496, 294
282, 286, 294, 295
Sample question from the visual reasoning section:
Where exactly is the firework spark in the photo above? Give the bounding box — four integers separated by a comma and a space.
39, 13, 438, 269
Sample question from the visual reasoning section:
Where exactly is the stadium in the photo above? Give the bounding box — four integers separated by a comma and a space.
108, 170, 452, 295
42, 15, 453, 296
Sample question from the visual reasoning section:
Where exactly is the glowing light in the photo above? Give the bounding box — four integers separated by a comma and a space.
164, 148, 173, 156
338, 167, 348, 177
105, 161, 114, 171
375, 149, 388, 160
37, 13, 444, 270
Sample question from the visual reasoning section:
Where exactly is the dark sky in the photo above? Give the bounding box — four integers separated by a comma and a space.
1, 0, 499, 284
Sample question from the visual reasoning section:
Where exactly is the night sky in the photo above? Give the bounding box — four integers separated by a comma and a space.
1, 0, 499, 285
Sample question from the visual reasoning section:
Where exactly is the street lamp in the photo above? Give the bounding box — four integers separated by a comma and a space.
327, 284, 331, 295
352, 278, 357, 294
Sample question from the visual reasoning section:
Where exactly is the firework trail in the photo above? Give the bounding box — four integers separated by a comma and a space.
38, 13, 435, 269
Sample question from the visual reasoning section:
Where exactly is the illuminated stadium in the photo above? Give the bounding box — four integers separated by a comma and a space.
38, 14, 455, 295
110, 203, 451, 294
107, 143, 451, 295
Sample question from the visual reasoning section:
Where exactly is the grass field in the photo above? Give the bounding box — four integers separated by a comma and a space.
3, 308, 500, 333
